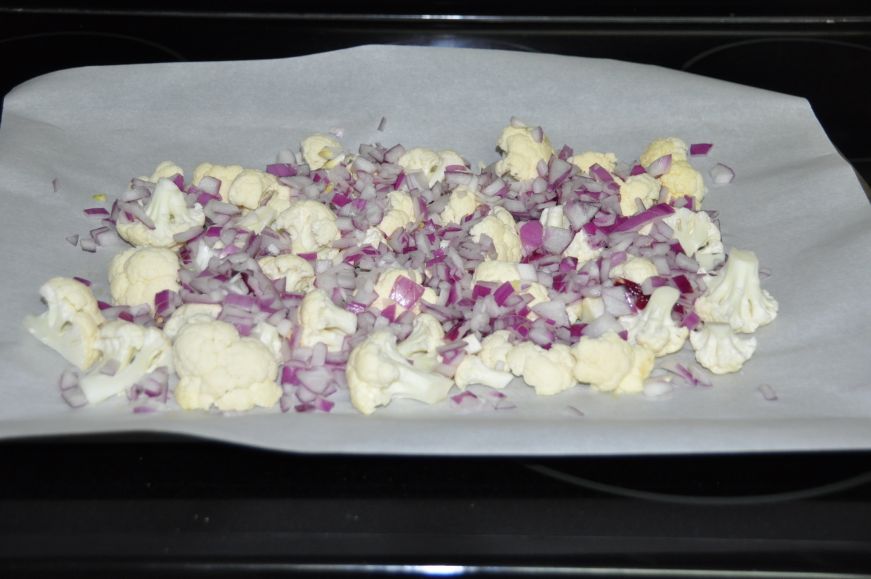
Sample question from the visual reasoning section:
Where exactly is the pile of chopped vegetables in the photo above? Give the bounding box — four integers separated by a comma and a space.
24, 118, 778, 415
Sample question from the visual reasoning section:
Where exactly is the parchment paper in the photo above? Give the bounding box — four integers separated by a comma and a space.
1, 44, 869, 455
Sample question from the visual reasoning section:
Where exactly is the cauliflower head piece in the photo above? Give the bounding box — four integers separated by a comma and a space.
470, 206, 522, 262
694, 248, 778, 334
618, 173, 661, 216
192, 163, 244, 201
24, 277, 105, 370
297, 289, 358, 352
377, 190, 417, 236
257, 254, 315, 293
660, 160, 706, 204
506, 341, 576, 396
620, 286, 688, 357
397, 147, 466, 187
396, 313, 445, 370
494, 124, 554, 181
274, 199, 340, 255
115, 178, 206, 249
346, 330, 454, 415
572, 331, 654, 394
568, 151, 618, 175
690, 322, 758, 374
301, 133, 345, 170
173, 320, 281, 412
79, 320, 172, 404
639, 137, 689, 168
109, 247, 180, 312
162, 303, 222, 340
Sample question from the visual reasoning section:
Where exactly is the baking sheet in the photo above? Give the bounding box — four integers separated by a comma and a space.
1, 44, 869, 455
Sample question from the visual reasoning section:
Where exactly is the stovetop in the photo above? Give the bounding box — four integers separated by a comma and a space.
1, 3, 870, 578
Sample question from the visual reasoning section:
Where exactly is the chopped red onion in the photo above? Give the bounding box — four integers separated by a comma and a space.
710, 163, 735, 185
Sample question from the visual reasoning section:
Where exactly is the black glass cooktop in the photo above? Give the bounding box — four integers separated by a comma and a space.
1, 3, 870, 577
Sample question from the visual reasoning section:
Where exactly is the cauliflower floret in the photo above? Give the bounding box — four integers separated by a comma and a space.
470, 206, 523, 262
478, 330, 514, 372
162, 303, 222, 340
139, 161, 183, 182
506, 341, 576, 396
660, 160, 706, 204
539, 205, 570, 229
377, 190, 417, 236
346, 330, 454, 415
397, 148, 466, 187
172, 320, 281, 412
78, 320, 172, 404
572, 331, 655, 394
301, 133, 344, 170
639, 137, 689, 168
23, 277, 105, 370
566, 297, 605, 324
440, 183, 479, 225
472, 261, 549, 308
115, 178, 206, 249
454, 354, 514, 390
690, 322, 758, 374
273, 199, 340, 255
257, 254, 316, 293
694, 248, 778, 333
227, 169, 291, 211
563, 230, 602, 265
568, 151, 618, 175
235, 205, 278, 234
618, 173, 661, 216
108, 247, 180, 312
610, 256, 658, 285
192, 163, 244, 201
620, 286, 688, 357
372, 268, 437, 314
494, 124, 555, 181
396, 313, 445, 370
663, 207, 725, 272
297, 289, 358, 352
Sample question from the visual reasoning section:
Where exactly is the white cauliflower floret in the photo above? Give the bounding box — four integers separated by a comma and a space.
235, 206, 278, 234
115, 178, 206, 249
377, 190, 417, 236
470, 206, 523, 262
257, 254, 315, 293
610, 256, 658, 285
494, 124, 554, 181
78, 320, 172, 404
618, 173, 661, 216
162, 303, 222, 340
690, 322, 758, 374
172, 320, 281, 412
694, 248, 778, 333
572, 331, 655, 394
660, 160, 706, 204
506, 341, 576, 396
297, 289, 358, 352
139, 160, 183, 182
454, 354, 514, 390
568, 151, 618, 175
566, 297, 605, 324
478, 330, 514, 372
251, 321, 285, 363
301, 133, 344, 170
346, 330, 454, 415
397, 148, 466, 187
227, 169, 291, 211
620, 286, 688, 357
539, 205, 570, 229
23, 277, 105, 370
396, 313, 445, 370
639, 137, 689, 168
440, 183, 479, 225
563, 230, 602, 265
663, 207, 725, 272
472, 261, 549, 308
192, 163, 244, 201
108, 247, 180, 312
372, 268, 437, 314
273, 199, 340, 255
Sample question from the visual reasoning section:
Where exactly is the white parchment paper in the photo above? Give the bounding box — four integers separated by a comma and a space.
1, 45, 869, 455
